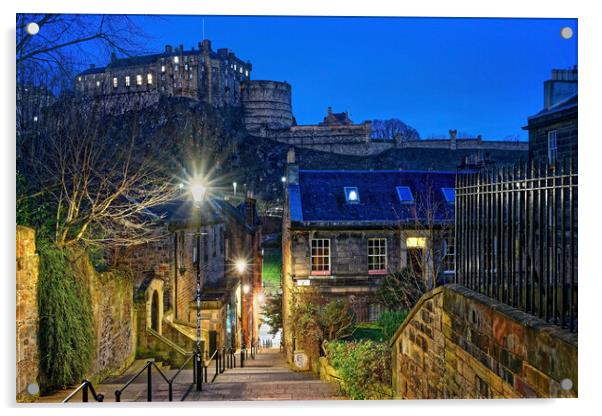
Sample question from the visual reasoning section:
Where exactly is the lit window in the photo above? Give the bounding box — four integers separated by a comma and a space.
406, 237, 427, 249
368, 238, 387, 273
239, 66, 243, 74
175, 64, 179, 71
245, 70, 249, 77
112, 77, 118, 88
161, 65, 166, 72
185, 64, 189, 71
441, 188, 455, 204
96, 80, 100, 87
344, 187, 360, 203
147, 73, 153, 84
33, 116, 38, 122
78, 76, 82, 82
125, 76, 130, 87
234, 64, 237, 70
396, 186, 414, 203
548, 130, 558, 164
173, 56, 179, 64
189, 73, 193, 80
136, 74, 142, 85
311, 239, 330, 275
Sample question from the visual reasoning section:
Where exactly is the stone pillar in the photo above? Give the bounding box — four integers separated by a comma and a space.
16, 226, 39, 400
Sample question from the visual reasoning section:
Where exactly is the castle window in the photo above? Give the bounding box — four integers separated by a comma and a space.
368, 238, 387, 273
548, 130, 558, 164
441, 188, 455, 204
33, 116, 38, 122
173, 56, 179, 64
234, 64, 237, 70
396, 186, 414, 203
136, 74, 142, 85
161, 65, 166, 73
344, 187, 360, 203
95, 80, 100, 87
185, 64, 189, 71
189, 73, 193, 80
147, 73, 153, 84
125, 76, 130, 87
175, 64, 179, 71
78, 76, 82, 82
311, 239, 331, 275
245, 70, 249, 77
112, 77, 118, 88
239, 66, 243, 74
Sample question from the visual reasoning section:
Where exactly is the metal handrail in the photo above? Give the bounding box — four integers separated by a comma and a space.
63, 379, 104, 403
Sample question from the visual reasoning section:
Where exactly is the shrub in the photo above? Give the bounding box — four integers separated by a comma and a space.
37, 241, 95, 391
326, 340, 391, 399
377, 310, 409, 340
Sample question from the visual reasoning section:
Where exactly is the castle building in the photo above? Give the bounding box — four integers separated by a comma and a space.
524, 67, 578, 165
75, 39, 251, 107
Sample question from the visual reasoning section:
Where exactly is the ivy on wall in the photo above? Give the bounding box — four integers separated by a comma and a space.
37, 241, 95, 391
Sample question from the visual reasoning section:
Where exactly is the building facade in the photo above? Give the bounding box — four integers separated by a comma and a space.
281, 150, 456, 365
75, 39, 251, 108
115, 195, 262, 357
524, 67, 578, 165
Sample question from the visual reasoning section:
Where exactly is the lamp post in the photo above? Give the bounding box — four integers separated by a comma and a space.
235, 259, 248, 354
191, 180, 207, 391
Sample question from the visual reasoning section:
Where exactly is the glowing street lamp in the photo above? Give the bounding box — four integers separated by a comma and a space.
236, 259, 248, 274
242, 283, 251, 294
191, 179, 207, 206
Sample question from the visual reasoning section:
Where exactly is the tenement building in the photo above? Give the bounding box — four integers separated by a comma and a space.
281, 150, 456, 366
115, 194, 262, 358
524, 66, 578, 165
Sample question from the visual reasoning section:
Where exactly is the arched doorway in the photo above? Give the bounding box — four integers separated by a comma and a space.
151, 290, 160, 331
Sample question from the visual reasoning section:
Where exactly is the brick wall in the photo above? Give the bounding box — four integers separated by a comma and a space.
16, 226, 39, 400
391, 284, 577, 399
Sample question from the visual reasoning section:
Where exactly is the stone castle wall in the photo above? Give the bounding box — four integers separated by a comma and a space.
391, 284, 577, 399
16, 226, 39, 400
241, 80, 293, 130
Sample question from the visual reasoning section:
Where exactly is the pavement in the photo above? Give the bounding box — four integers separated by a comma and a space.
38, 349, 343, 403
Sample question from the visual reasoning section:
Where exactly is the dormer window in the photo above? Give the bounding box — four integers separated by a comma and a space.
344, 187, 360, 203
396, 186, 414, 203
441, 188, 455, 204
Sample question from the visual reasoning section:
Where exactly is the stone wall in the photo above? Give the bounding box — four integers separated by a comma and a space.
241, 80, 293, 130
16, 226, 39, 400
390, 284, 577, 399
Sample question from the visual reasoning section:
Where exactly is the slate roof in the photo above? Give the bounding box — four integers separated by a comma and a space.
529, 93, 578, 120
289, 170, 457, 227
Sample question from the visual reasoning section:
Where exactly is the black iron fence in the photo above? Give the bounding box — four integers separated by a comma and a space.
455, 160, 578, 332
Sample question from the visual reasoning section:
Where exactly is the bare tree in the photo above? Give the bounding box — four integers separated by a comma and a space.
371, 119, 420, 141
28, 94, 178, 249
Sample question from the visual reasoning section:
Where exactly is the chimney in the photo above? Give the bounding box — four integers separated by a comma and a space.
286, 147, 299, 185
165, 44, 173, 53
544, 66, 578, 109
327, 106, 333, 116
201, 39, 212, 54
245, 191, 256, 226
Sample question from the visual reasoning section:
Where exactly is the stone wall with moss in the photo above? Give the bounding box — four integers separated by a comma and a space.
16, 226, 39, 400
390, 284, 577, 399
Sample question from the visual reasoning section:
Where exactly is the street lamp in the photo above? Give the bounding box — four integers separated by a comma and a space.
191, 178, 206, 391
235, 259, 250, 352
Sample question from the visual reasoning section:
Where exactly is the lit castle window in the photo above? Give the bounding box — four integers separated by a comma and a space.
344, 187, 360, 203
173, 56, 179, 64
136, 74, 142, 85
125, 76, 130, 87
113, 77, 118, 88
147, 73, 153, 84
161, 65, 166, 72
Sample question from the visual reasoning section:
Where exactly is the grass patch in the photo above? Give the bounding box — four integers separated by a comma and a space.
262, 248, 282, 290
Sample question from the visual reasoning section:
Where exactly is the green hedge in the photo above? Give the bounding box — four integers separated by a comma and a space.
326, 340, 392, 399
37, 242, 95, 391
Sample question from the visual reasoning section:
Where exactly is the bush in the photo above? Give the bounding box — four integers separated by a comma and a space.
37, 241, 95, 391
377, 310, 409, 340
326, 340, 391, 399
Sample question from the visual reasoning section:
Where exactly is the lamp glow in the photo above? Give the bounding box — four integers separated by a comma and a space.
190, 179, 207, 204
242, 284, 251, 294
235, 259, 248, 274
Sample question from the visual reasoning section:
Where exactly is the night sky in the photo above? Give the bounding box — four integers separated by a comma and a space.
89, 15, 578, 140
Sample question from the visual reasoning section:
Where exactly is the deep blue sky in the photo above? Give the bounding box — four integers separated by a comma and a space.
102, 15, 577, 140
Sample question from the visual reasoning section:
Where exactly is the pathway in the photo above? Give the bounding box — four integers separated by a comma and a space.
184, 349, 344, 401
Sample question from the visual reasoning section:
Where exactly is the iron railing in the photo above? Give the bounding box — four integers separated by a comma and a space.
62, 380, 104, 403
455, 159, 578, 332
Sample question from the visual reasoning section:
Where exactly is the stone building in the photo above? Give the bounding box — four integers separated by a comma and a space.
281, 150, 456, 365
524, 67, 578, 165
116, 195, 262, 357
75, 39, 251, 109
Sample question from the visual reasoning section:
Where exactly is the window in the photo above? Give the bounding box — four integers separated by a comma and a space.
311, 239, 330, 275
442, 237, 455, 274
442, 188, 455, 204
368, 304, 384, 322
112, 77, 118, 88
239, 66, 243, 74
95, 80, 100, 87
175, 64, 179, 71
33, 116, 38, 122
161, 65, 166, 73
396, 186, 414, 203
147, 73, 153, 84
173, 56, 179, 64
78, 76, 82, 81
406, 237, 427, 249
185, 64, 189, 71
368, 238, 387, 273
548, 130, 558, 164
245, 70, 249, 77
344, 187, 360, 203
136, 74, 143, 85
234, 64, 237, 71
125, 76, 130, 87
